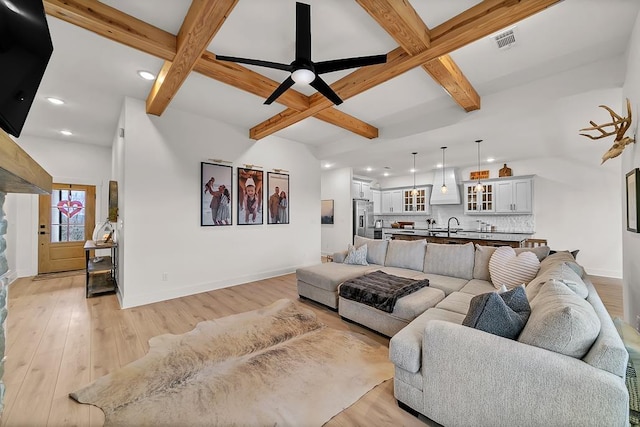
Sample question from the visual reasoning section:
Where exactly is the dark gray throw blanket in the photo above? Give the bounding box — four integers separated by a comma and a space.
339, 270, 430, 313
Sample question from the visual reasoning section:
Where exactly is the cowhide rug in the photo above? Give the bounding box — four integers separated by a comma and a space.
70, 298, 393, 426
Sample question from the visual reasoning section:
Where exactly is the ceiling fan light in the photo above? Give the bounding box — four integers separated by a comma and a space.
291, 68, 315, 85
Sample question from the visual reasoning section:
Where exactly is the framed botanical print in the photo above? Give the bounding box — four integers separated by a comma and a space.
267, 172, 289, 224
626, 168, 640, 233
201, 162, 232, 226
237, 168, 264, 225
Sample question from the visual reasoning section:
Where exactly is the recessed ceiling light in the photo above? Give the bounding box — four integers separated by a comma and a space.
436, 163, 443, 168
137, 70, 156, 81
46, 97, 64, 105
60, 130, 72, 136
410, 168, 416, 173
366, 167, 372, 172
383, 172, 389, 177
323, 163, 332, 168
487, 157, 495, 162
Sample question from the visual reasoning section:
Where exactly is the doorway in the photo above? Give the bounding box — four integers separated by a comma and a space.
38, 183, 96, 274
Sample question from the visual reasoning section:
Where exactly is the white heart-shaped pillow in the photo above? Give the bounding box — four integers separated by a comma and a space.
489, 246, 540, 289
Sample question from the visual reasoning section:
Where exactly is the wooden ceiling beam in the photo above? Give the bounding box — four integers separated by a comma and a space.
43, 0, 378, 139
146, 0, 239, 116
355, 0, 480, 112
251, 0, 562, 140
44, 0, 176, 61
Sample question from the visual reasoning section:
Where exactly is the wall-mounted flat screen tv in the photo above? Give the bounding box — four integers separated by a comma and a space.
0, 0, 53, 137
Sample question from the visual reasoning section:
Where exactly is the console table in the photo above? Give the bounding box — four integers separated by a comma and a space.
84, 240, 118, 298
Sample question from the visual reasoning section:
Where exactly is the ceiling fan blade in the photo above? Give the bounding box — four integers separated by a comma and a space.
309, 76, 343, 105
216, 55, 292, 72
314, 54, 387, 74
296, 2, 311, 61
264, 76, 295, 105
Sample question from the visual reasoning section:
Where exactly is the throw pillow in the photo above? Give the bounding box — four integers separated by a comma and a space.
518, 280, 601, 359
489, 246, 540, 289
354, 235, 388, 265
343, 244, 368, 266
462, 286, 531, 340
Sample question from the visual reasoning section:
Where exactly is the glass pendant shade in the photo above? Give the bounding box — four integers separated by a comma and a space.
411, 152, 418, 195
475, 139, 483, 193
440, 147, 448, 194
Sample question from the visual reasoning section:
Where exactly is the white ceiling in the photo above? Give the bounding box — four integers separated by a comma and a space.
20, 0, 640, 180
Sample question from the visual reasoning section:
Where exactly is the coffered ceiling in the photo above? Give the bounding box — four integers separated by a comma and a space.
20, 0, 640, 179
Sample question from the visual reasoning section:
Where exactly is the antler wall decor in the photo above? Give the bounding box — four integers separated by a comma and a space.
579, 98, 636, 164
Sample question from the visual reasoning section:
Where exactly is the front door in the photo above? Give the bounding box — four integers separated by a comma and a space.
38, 183, 96, 274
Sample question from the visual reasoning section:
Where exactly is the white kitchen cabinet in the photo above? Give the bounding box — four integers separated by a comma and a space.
402, 186, 432, 214
381, 189, 403, 213
464, 182, 495, 214
371, 189, 382, 214
352, 180, 372, 200
495, 178, 532, 213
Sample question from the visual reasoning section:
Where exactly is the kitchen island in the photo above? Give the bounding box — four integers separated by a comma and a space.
387, 228, 532, 248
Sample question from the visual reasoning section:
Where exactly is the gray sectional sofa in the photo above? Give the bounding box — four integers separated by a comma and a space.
295, 236, 629, 426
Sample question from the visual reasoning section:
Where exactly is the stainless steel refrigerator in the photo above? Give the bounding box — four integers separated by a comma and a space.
353, 199, 375, 241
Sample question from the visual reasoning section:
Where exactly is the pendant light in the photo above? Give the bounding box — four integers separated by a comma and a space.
440, 146, 448, 194
411, 152, 418, 196
475, 139, 484, 193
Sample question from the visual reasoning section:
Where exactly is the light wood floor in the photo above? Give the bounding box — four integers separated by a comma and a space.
0, 272, 623, 426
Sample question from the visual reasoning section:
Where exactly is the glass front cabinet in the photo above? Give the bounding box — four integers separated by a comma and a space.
464, 182, 494, 214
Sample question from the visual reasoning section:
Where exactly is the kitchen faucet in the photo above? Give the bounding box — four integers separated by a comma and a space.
447, 216, 460, 237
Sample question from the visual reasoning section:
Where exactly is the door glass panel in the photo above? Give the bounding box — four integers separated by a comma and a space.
50, 189, 87, 242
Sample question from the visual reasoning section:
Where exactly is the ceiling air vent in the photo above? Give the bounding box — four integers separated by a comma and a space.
492, 28, 516, 50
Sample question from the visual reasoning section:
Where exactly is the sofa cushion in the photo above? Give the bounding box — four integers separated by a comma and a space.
539, 251, 585, 277
423, 242, 475, 280
375, 266, 425, 279
385, 239, 427, 271
472, 245, 496, 281
344, 243, 368, 265
296, 263, 374, 292
459, 279, 495, 296
354, 236, 389, 266
515, 245, 551, 261
526, 262, 586, 301
389, 308, 466, 373
412, 273, 468, 296
462, 286, 531, 340
518, 280, 601, 358
489, 246, 540, 289
435, 292, 475, 315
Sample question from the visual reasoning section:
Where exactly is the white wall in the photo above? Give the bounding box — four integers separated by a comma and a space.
119, 98, 320, 308
5, 136, 112, 277
321, 167, 352, 255
622, 8, 640, 326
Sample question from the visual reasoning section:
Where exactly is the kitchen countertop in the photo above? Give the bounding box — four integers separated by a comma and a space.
381, 227, 533, 242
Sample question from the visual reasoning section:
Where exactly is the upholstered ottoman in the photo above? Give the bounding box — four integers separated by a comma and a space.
338, 286, 445, 337
296, 262, 375, 309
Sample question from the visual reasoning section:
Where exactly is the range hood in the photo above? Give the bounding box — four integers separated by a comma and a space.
430, 167, 461, 205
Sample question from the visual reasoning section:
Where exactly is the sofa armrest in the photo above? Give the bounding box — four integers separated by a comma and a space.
420, 320, 628, 427
333, 250, 348, 263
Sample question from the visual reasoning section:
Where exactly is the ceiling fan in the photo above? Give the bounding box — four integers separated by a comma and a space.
215, 2, 387, 106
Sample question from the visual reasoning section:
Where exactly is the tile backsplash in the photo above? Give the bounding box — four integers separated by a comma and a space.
375, 204, 535, 233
